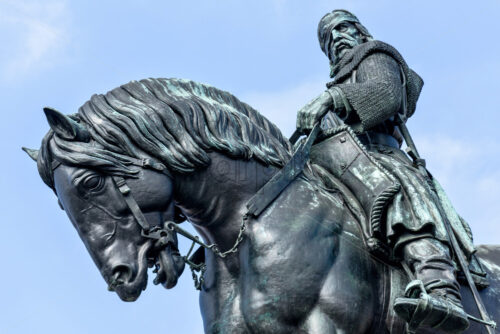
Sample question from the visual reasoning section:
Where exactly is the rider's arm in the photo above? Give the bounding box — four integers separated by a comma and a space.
327, 52, 403, 131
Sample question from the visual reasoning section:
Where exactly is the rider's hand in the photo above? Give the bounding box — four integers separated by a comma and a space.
296, 91, 333, 132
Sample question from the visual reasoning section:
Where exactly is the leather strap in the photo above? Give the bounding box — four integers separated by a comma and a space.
246, 123, 321, 217
112, 175, 152, 232
51, 155, 169, 175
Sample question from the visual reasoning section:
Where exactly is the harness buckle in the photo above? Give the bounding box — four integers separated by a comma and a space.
141, 226, 163, 239
141, 158, 167, 172
141, 225, 176, 252
117, 184, 130, 195
113, 177, 131, 195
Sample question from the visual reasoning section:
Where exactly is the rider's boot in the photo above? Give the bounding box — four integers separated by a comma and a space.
394, 237, 469, 333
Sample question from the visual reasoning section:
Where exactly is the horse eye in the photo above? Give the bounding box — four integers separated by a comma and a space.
82, 174, 104, 191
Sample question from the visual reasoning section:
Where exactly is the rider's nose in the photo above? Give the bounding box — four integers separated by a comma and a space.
331, 29, 341, 41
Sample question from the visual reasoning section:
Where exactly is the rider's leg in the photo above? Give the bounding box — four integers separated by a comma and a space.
394, 237, 469, 333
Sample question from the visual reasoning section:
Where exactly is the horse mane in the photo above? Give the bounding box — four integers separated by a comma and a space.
38, 78, 292, 189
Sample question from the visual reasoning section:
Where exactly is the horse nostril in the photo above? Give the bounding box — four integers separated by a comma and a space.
111, 265, 132, 284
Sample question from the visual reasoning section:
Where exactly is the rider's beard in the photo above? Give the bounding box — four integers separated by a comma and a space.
331, 34, 361, 64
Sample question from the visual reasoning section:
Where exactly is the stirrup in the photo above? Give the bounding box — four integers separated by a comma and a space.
394, 280, 469, 334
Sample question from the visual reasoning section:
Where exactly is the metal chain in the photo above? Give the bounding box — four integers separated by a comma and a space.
187, 260, 206, 290
210, 213, 249, 258
169, 213, 250, 290
166, 213, 249, 259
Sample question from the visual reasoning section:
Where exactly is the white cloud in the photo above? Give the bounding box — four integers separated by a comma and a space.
0, 0, 70, 79
241, 78, 326, 136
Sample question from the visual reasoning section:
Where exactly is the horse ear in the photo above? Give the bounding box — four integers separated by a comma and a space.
22, 147, 39, 162
43, 107, 90, 142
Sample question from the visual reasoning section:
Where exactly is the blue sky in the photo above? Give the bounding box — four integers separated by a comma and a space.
1, 1, 500, 333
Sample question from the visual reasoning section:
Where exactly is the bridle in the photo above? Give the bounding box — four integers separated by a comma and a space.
52, 124, 321, 290
52, 156, 178, 248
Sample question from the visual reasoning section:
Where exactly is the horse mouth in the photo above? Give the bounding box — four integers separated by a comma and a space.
111, 280, 147, 302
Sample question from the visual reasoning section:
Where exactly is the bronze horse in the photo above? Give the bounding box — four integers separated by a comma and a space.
25, 78, 500, 333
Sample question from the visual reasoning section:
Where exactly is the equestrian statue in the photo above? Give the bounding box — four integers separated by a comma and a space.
24, 9, 500, 334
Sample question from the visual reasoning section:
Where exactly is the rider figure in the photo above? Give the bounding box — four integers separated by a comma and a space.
296, 9, 475, 333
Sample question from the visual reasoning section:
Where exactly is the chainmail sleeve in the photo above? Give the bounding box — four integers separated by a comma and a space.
334, 53, 403, 131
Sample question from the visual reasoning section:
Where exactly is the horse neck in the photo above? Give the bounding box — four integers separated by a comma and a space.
173, 152, 278, 249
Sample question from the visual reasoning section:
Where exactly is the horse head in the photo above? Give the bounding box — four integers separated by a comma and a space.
25, 107, 185, 301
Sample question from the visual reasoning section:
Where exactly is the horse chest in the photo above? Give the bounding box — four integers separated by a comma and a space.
200, 181, 363, 333
235, 208, 340, 332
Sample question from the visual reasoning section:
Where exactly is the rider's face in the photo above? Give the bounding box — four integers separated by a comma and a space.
328, 21, 364, 64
